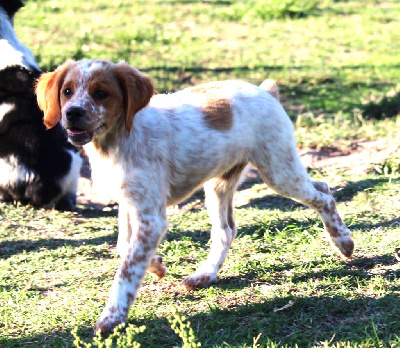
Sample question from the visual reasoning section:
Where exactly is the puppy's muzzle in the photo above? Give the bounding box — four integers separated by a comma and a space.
64, 106, 93, 146
66, 106, 85, 122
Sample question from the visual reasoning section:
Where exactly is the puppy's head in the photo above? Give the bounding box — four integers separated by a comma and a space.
36, 59, 154, 146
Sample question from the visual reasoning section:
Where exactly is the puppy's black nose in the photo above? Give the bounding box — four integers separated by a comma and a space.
66, 106, 85, 121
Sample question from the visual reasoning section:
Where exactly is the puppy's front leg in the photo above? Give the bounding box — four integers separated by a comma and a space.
116, 202, 132, 258
94, 202, 168, 336
117, 202, 167, 278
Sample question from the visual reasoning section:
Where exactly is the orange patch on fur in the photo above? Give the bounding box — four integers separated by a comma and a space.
112, 62, 154, 132
189, 84, 233, 132
35, 60, 74, 129
148, 255, 167, 280
202, 97, 233, 131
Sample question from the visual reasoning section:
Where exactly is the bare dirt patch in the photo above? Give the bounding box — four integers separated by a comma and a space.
299, 138, 400, 174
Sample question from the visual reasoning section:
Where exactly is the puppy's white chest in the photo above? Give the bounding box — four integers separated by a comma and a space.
83, 144, 123, 201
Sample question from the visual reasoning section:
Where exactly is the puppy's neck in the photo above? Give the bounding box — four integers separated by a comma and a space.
91, 115, 127, 158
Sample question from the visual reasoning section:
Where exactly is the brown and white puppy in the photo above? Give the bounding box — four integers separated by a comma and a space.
36, 59, 354, 336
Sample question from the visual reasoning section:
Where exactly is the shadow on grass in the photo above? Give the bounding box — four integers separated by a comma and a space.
3, 293, 400, 347
291, 255, 399, 286
0, 232, 117, 259
350, 215, 400, 232
75, 205, 118, 219
238, 194, 302, 211
362, 90, 400, 120
236, 176, 397, 212
1, 223, 399, 346
139, 295, 400, 347
212, 252, 399, 292
41, 62, 398, 113
334, 177, 395, 203
138, 63, 400, 75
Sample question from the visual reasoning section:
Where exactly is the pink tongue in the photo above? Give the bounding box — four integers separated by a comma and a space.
69, 129, 86, 135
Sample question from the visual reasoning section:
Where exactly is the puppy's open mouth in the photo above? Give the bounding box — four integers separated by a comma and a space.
67, 128, 94, 146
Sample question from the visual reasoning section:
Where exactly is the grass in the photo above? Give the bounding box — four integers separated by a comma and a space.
15, 0, 400, 148
1, 169, 400, 347
1, 0, 400, 346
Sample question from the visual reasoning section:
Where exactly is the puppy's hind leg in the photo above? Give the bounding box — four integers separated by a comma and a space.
251, 137, 354, 258
181, 163, 247, 290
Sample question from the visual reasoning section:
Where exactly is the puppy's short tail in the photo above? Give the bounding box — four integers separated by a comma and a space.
259, 79, 279, 100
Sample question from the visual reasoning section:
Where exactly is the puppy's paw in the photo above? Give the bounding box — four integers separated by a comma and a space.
180, 273, 215, 290
148, 255, 167, 280
332, 236, 354, 259
94, 312, 125, 337
338, 238, 354, 258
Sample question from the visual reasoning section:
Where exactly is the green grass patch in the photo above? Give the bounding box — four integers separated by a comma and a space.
1, 170, 400, 346
1, 0, 400, 346
13, 0, 400, 148
222, 0, 323, 21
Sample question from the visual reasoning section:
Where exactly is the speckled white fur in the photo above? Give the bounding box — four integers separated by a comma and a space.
37, 60, 354, 336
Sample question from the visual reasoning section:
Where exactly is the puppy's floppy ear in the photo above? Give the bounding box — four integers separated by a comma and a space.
113, 62, 154, 132
35, 60, 74, 129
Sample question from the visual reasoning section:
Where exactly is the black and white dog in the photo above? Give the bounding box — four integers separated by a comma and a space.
0, 0, 82, 210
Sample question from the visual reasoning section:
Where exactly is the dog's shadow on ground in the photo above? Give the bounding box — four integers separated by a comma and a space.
211, 252, 399, 289
239, 169, 395, 207
175, 168, 396, 213
2, 175, 396, 259
175, 167, 303, 212
2, 173, 396, 260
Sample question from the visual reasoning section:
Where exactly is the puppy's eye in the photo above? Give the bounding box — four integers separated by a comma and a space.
93, 90, 108, 100
64, 88, 73, 97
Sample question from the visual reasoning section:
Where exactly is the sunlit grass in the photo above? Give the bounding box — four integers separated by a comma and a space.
1, 0, 400, 346
1, 170, 399, 346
